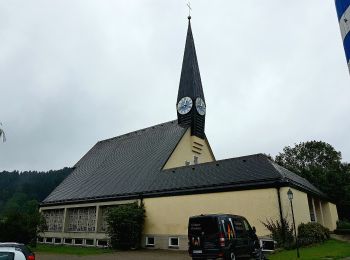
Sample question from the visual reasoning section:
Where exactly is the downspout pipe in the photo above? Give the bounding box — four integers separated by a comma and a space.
277, 186, 283, 223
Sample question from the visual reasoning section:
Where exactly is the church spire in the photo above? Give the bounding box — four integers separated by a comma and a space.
176, 17, 206, 139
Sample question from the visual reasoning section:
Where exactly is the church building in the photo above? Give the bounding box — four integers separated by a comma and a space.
39, 17, 339, 250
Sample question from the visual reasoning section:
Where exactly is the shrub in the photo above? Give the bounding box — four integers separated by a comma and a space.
337, 220, 350, 230
297, 222, 330, 247
261, 217, 295, 249
106, 202, 145, 250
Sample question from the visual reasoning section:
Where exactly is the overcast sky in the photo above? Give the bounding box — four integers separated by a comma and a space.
0, 1, 349, 171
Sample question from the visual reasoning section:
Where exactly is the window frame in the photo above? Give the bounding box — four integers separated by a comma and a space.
168, 237, 179, 248
64, 238, 73, 244
54, 238, 62, 244
85, 239, 94, 246
97, 240, 108, 247
45, 237, 53, 243
145, 236, 155, 247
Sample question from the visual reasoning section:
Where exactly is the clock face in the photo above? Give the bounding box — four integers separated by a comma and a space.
177, 97, 193, 115
195, 97, 206, 115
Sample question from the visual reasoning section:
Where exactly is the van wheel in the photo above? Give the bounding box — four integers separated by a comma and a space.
254, 248, 266, 260
227, 251, 236, 260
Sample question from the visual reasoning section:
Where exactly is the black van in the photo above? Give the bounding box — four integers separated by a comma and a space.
188, 214, 265, 260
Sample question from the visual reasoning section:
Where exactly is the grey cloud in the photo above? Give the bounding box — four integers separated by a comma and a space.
0, 0, 349, 171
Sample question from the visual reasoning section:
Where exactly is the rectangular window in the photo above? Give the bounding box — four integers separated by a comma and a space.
194, 156, 199, 164
232, 219, 246, 238
97, 240, 108, 247
37, 237, 44, 243
64, 238, 72, 244
308, 195, 316, 222
54, 238, 62, 244
74, 239, 83, 245
67, 207, 96, 232
42, 209, 65, 232
85, 239, 94, 246
45, 237, 53, 243
168, 237, 179, 248
145, 237, 155, 247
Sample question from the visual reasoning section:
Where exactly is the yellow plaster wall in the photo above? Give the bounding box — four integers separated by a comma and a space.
330, 203, 339, 230
322, 202, 338, 231
163, 128, 215, 169
143, 188, 280, 237
314, 199, 324, 225
279, 187, 311, 232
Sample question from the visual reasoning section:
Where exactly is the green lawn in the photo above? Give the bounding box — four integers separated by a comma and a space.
269, 239, 350, 260
31, 244, 114, 255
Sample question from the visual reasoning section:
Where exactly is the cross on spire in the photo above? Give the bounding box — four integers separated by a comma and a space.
187, 1, 192, 19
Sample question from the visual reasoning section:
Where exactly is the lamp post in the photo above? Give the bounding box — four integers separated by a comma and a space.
287, 188, 300, 258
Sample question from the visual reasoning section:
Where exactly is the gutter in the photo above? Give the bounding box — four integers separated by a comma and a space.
39, 178, 331, 208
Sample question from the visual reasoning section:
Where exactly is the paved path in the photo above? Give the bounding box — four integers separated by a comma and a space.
331, 234, 350, 243
36, 250, 191, 260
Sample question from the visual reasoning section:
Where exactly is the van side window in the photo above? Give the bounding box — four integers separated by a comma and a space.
226, 218, 235, 240
242, 219, 251, 232
233, 219, 246, 238
221, 219, 227, 233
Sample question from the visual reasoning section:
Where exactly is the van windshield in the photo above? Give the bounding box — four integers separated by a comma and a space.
189, 217, 219, 235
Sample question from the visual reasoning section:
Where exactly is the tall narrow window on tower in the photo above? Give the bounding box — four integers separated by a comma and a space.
335, 0, 350, 74
176, 16, 206, 139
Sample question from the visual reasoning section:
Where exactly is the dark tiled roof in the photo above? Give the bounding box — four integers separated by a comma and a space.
42, 121, 326, 206
270, 162, 325, 196
147, 154, 325, 198
43, 120, 188, 204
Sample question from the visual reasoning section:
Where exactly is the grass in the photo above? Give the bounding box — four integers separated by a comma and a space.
269, 239, 350, 260
31, 244, 114, 255
30, 239, 350, 259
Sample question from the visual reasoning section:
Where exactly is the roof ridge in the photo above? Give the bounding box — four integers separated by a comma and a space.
98, 119, 179, 143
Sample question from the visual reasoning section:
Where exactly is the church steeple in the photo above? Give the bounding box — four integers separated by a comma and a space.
176, 17, 206, 139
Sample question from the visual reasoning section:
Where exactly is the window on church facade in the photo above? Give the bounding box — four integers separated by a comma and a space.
307, 195, 316, 222
67, 207, 96, 232
100, 206, 114, 232
146, 236, 155, 247
42, 209, 64, 232
168, 237, 179, 248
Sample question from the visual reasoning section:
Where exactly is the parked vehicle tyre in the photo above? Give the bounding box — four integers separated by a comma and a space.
253, 248, 266, 260
226, 251, 236, 260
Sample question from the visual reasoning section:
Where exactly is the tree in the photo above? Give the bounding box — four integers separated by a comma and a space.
0, 168, 71, 245
0, 199, 46, 246
275, 141, 350, 219
0, 123, 5, 142
106, 202, 145, 249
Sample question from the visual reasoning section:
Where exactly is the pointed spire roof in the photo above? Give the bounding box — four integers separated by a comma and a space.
177, 17, 205, 103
